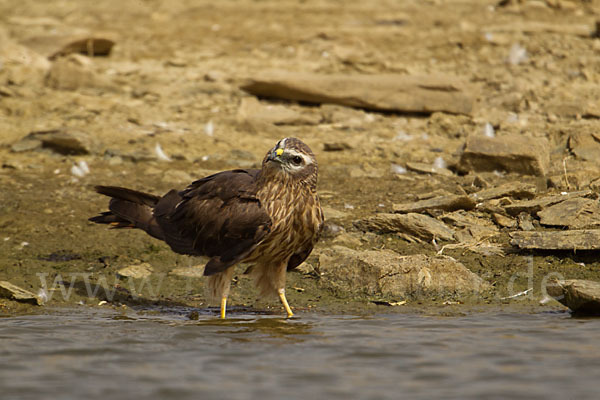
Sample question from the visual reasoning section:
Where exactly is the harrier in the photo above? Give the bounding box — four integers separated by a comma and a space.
90, 137, 323, 318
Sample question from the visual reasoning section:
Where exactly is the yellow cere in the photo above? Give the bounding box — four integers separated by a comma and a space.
276, 148, 284, 156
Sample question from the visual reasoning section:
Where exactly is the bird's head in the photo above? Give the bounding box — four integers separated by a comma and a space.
262, 137, 318, 189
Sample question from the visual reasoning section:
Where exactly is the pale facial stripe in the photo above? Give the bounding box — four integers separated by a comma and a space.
285, 148, 313, 165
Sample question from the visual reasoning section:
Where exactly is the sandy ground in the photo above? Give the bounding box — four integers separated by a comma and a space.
1, 0, 600, 316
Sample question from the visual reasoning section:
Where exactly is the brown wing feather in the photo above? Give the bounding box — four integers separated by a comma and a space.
287, 213, 324, 271
152, 169, 272, 276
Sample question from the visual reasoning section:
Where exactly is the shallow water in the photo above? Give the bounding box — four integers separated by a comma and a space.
1, 308, 599, 400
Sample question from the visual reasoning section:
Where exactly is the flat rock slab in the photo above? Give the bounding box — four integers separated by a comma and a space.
45, 54, 114, 91
22, 34, 116, 59
538, 198, 600, 229
546, 84, 600, 119
168, 266, 205, 278
487, 21, 593, 37
441, 211, 497, 229
546, 279, 600, 315
504, 190, 594, 216
117, 263, 154, 279
0, 281, 42, 305
355, 213, 454, 241
470, 182, 537, 202
241, 70, 474, 115
0, 35, 51, 74
321, 206, 349, 220
510, 229, 600, 250
458, 135, 550, 176
50, 37, 115, 59
568, 132, 600, 162
405, 162, 454, 177
393, 194, 476, 214
440, 211, 499, 243
237, 97, 320, 126
548, 165, 600, 191
492, 212, 517, 228
318, 246, 489, 298
323, 142, 353, 152
12, 128, 97, 155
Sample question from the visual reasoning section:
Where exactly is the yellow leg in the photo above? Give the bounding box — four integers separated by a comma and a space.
278, 288, 294, 318
220, 296, 227, 319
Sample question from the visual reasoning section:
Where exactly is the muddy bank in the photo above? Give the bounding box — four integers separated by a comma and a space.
2, 0, 600, 316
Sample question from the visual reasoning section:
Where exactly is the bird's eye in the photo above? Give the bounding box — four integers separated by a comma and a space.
292, 155, 303, 165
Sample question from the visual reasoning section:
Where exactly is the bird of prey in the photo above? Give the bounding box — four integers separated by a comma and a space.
89, 137, 324, 318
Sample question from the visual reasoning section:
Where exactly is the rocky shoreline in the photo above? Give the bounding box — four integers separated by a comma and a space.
2, 0, 600, 316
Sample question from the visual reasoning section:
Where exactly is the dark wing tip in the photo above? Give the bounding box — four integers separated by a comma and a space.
89, 211, 112, 223
203, 258, 223, 276
93, 185, 112, 194
89, 211, 134, 228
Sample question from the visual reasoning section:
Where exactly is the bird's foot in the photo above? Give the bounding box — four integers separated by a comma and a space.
278, 288, 294, 318
220, 296, 227, 319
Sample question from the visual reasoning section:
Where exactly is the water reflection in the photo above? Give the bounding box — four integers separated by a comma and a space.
114, 306, 317, 341
191, 316, 315, 341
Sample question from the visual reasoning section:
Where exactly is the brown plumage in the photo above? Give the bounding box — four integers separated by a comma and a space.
89, 137, 324, 318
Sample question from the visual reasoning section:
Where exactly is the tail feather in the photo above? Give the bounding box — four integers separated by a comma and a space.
88, 211, 134, 227
94, 185, 160, 207
89, 186, 164, 240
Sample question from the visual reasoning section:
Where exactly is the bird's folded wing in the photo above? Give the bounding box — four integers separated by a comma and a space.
153, 169, 272, 275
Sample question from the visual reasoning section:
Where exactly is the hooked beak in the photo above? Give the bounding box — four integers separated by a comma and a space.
267, 147, 284, 163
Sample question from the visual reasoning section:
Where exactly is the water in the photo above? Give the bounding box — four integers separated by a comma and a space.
1, 308, 599, 400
